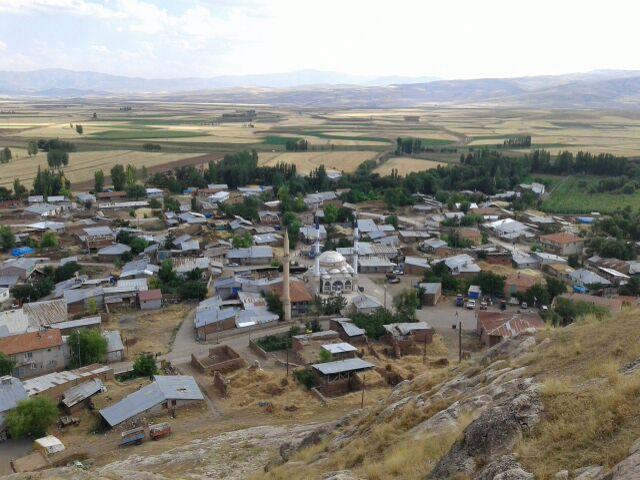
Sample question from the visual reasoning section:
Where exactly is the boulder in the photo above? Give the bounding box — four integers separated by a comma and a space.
610, 437, 640, 479
573, 465, 606, 479
476, 454, 534, 480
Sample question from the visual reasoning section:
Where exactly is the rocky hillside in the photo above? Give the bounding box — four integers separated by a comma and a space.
6, 309, 640, 480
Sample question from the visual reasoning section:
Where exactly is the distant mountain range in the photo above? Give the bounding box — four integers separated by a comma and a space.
2, 68, 640, 109
0, 68, 440, 95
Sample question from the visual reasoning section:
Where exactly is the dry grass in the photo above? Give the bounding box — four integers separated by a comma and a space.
517, 308, 640, 478
258, 151, 379, 175
107, 303, 192, 357
373, 157, 446, 176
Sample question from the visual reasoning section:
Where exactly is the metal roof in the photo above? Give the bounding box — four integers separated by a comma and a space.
51, 316, 101, 331
23, 299, 67, 327
22, 365, 112, 396
61, 379, 105, 408
321, 342, 358, 354
99, 375, 203, 427
0, 376, 27, 416
103, 330, 124, 353
312, 358, 375, 376
334, 319, 366, 337
98, 243, 131, 255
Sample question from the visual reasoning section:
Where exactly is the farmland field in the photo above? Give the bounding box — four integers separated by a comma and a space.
258, 151, 380, 175
373, 157, 446, 176
542, 176, 640, 214
0, 150, 198, 188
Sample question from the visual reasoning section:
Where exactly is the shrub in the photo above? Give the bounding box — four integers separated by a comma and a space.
133, 354, 157, 377
6, 397, 58, 438
295, 369, 316, 389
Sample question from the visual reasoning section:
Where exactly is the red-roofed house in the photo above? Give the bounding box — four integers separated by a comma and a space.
476, 311, 545, 347
539, 232, 584, 256
268, 281, 314, 317
0, 330, 65, 378
138, 289, 163, 310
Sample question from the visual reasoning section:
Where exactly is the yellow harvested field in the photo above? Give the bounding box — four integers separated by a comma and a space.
14, 122, 117, 138
0, 150, 196, 187
374, 156, 446, 176
258, 150, 379, 175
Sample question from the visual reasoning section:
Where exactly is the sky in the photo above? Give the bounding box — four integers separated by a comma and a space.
0, 0, 638, 80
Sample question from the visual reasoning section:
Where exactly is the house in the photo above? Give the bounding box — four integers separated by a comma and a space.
350, 293, 383, 315
382, 322, 433, 356
486, 218, 533, 241
97, 243, 131, 261
0, 309, 31, 338
138, 289, 162, 310
24, 203, 61, 218
51, 316, 102, 335
504, 273, 542, 300
0, 258, 37, 281
61, 378, 105, 413
103, 330, 125, 363
268, 281, 314, 317
419, 238, 448, 255
0, 375, 27, 441
457, 228, 483, 246
33, 435, 65, 456
194, 306, 237, 340
418, 282, 442, 306
96, 191, 126, 201
76, 192, 96, 205
329, 318, 367, 344
22, 364, 113, 400
439, 254, 481, 278
99, 375, 204, 428
304, 191, 340, 209
358, 256, 395, 273
120, 258, 159, 279
321, 342, 358, 361
146, 188, 164, 199
539, 232, 584, 256
404, 256, 430, 275
542, 263, 575, 283
258, 210, 279, 225
311, 358, 375, 396
64, 287, 104, 316
357, 219, 395, 238
569, 268, 612, 290
300, 224, 327, 243
80, 226, 116, 250
512, 251, 540, 270
0, 288, 9, 305
476, 311, 545, 347
0, 330, 65, 378
226, 246, 273, 265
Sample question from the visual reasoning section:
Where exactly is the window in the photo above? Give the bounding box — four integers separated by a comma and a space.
24, 352, 33, 359
332, 281, 343, 292
344, 280, 352, 291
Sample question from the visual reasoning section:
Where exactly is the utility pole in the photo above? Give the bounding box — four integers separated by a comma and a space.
422, 330, 428, 364
77, 329, 82, 367
286, 347, 289, 378
360, 373, 366, 409
457, 311, 462, 363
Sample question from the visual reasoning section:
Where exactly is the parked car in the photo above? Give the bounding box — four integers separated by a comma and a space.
465, 300, 476, 310
388, 276, 400, 284
455, 294, 465, 307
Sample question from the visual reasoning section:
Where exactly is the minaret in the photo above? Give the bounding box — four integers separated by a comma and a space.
314, 211, 321, 278
283, 229, 292, 323
352, 212, 359, 275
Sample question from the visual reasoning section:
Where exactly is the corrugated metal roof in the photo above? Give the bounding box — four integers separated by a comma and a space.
23, 299, 67, 327
0, 376, 27, 415
322, 342, 358, 354
99, 375, 203, 427
61, 379, 105, 408
103, 330, 124, 353
312, 358, 375, 375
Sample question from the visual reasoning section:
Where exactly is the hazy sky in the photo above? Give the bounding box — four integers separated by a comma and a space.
0, 0, 638, 79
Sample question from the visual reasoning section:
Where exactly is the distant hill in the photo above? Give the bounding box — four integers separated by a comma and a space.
2, 68, 640, 109
0, 68, 440, 95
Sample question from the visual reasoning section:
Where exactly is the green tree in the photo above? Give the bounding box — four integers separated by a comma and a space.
0, 226, 15, 251
232, 231, 253, 248
0, 352, 15, 376
0, 147, 12, 163
40, 232, 59, 248
13, 178, 27, 200
125, 164, 137, 186
6, 397, 58, 439
322, 204, 339, 224
133, 354, 157, 377
54, 261, 80, 282
393, 289, 420, 322
27, 141, 38, 156
126, 183, 146, 199
318, 348, 333, 363
75, 124, 83, 134
46, 149, 68, 169
110, 164, 126, 191
178, 281, 208, 300
265, 291, 284, 319
11, 277, 54, 303
94, 169, 105, 193
68, 329, 108, 367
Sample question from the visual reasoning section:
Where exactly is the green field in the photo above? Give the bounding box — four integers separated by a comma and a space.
542, 176, 640, 214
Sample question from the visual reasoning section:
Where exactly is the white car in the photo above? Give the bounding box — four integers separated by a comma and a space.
465, 300, 476, 310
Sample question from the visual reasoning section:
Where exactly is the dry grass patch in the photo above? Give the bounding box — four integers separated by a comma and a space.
258, 151, 379, 175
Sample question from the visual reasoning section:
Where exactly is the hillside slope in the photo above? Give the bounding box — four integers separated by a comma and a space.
6, 309, 640, 479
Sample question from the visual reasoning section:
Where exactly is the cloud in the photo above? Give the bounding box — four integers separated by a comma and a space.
0, 40, 6, 52
90, 45, 109, 54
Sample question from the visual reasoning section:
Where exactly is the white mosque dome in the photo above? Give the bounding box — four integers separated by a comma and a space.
318, 250, 347, 266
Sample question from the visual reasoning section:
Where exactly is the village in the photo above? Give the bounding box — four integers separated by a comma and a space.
0, 170, 634, 474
